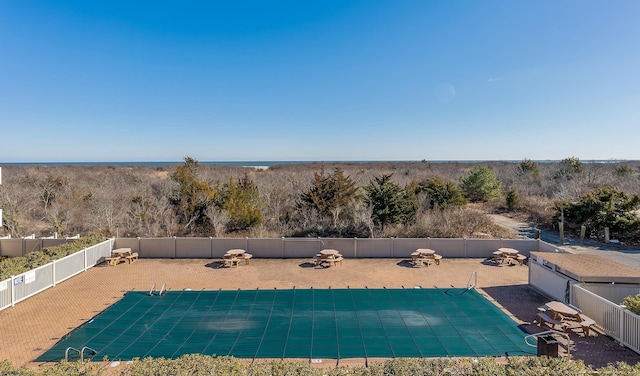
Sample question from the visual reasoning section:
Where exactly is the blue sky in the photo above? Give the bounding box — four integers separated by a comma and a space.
1, 1, 639, 162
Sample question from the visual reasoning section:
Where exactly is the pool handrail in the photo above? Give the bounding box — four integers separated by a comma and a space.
65, 347, 80, 361
523, 329, 571, 358
467, 271, 477, 290
80, 346, 97, 362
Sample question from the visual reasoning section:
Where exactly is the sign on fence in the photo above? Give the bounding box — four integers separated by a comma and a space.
13, 276, 24, 286
25, 271, 36, 284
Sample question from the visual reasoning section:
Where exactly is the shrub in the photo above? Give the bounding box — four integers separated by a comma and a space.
221, 174, 265, 232
622, 294, 640, 315
556, 156, 583, 179
553, 187, 640, 240
419, 178, 467, 209
400, 208, 514, 239
506, 189, 520, 211
615, 165, 637, 178
2, 356, 639, 375
518, 158, 540, 179
0, 360, 35, 375
0, 234, 106, 280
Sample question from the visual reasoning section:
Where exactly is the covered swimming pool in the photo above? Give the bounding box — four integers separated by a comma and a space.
36, 288, 533, 361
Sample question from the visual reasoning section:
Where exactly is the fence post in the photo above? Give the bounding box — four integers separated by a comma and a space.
569, 282, 574, 305
52, 260, 56, 287
173, 236, 177, 258
463, 238, 467, 258
620, 304, 626, 346
390, 237, 394, 257
354, 237, 357, 258
11, 275, 15, 307
281, 237, 285, 258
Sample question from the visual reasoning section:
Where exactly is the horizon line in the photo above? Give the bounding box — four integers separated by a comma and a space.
1, 158, 638, 166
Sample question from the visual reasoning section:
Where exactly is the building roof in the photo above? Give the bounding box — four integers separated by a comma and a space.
530, 252, 640, 284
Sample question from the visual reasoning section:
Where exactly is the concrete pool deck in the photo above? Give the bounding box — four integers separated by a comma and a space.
0, 258, 638, 368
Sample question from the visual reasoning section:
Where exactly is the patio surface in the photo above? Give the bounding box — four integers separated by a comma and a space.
0, 257, 638, 369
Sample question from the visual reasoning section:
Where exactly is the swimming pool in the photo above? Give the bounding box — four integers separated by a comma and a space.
36, 288, 533, 361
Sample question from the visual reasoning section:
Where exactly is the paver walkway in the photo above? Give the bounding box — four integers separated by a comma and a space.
0, 258, 638, 369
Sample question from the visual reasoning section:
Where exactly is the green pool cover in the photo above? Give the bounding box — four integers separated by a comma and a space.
36, 288, 533, 361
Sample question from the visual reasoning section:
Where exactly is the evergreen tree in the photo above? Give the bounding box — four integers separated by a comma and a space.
518, 158, 539, 179
460, 165, 502, 202
299, 167, 358, 227
505, 189, 519, 211
554, 187, 640, 239
220, 173, 264, 232
365, 174, 417, 230
420, 178, 467, 209
555, 156, 583, 179
170, 157, 218, 235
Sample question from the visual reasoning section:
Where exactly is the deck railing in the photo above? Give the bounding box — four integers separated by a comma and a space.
572, 284, 640, 355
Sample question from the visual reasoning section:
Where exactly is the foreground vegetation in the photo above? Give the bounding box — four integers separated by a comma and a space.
1, 356, 639, 376
0, 234, 106, 280
1, 158, 639, 242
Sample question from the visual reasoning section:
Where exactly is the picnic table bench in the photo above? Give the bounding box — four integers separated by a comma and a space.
537, 312, 570, 332
105, 256, 122, 266
125, 252, 139, 264
538, 301, 598, 336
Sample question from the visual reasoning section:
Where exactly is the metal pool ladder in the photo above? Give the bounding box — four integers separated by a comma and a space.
467, 271, 477, 290
65, 346, 97, 362
149, 282, 166, 296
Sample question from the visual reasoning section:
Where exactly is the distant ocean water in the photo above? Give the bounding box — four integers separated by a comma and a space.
0, 159, 632, 167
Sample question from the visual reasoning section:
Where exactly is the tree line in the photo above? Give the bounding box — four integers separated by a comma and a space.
1, 158, 639, 242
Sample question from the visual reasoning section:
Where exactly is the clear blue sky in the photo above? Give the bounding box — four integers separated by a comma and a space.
1, 1, 639, 162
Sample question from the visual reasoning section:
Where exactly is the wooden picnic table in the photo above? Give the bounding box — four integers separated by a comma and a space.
222, 249, 253, 267
416, 248, 436, 256
112, 248, 132, 257
498, 247, 519, 255
106, 248, 137, 265
316, 249, 343, 267
545, 301, 581, 318
226, 249, 246, 256
410, 249, 439, 267
493, 248, 526, 265
538, 300, 596, 336
320, 249, 340, 256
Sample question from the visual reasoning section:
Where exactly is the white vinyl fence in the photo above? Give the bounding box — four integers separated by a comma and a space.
572, 284, 640, 354
0, 239, 112, 312
528, 258, 573, 302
